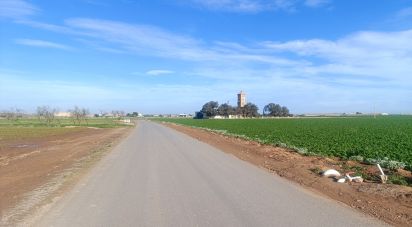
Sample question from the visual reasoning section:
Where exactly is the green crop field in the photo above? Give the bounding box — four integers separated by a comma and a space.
158, 116, 412, 170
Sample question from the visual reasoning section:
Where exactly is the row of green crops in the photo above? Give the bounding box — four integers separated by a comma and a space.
157, 116, 412, 169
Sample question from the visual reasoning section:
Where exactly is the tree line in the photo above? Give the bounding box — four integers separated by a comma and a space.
36, 106, 90, 125
197, 101, 291, 118
0, 108, 24, 121
1, 107, 138, 124
1, 106, 91, 126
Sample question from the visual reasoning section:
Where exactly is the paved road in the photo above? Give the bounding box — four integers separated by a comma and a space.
37, 121, 385, 226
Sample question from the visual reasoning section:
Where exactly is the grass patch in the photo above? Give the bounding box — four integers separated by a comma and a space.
387, 173, 412, 186
0, 118, 132, 142
0, 127, 83, 141
0, 118, 130, 128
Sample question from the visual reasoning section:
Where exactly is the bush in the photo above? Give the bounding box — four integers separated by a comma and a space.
364, 157, 406, 170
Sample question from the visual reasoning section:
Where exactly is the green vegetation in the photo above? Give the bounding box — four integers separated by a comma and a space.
0, 117, 131, 143
0, 127, 83, 141
0, 117, 128, 128
387, 173, 412, 186
158, 116, 412, 169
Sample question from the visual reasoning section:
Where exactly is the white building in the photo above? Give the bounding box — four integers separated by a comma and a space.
55, 112, 71, 117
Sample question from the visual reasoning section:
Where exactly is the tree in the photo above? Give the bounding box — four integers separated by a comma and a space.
263, 103, 290, 117
37, 106, 57, 125
126, 112, 140, 117
280, 106, 290, 117
69, 106, 89, 125
81, 108, 90, 124
240, 102, 259, 117
218, 103, 235, 117
4, 108, 24, 121
201, 101, 219, 118
263, 103, 281, 116
69, 106, 81, 125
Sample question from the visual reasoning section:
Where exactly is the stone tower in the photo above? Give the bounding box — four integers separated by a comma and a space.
237, 91, 246, 108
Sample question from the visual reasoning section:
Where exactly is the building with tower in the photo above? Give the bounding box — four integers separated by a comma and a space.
237, 91, 246, 108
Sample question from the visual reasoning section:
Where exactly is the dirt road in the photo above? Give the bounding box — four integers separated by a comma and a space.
35, 121, 385, 226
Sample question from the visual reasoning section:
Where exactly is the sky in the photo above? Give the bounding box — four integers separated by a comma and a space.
1, 0, 412, 114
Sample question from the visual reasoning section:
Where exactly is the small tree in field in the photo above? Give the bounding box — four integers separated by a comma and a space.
81, 108, 89, 125
4, 108, 24, 121
69, 106, 89, 125
37, 106, 57, 126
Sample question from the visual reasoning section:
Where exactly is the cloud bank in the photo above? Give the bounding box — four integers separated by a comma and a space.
0, 0, 38, 19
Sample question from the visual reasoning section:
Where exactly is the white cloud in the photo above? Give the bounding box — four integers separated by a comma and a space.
0, 0, 37, 19
22, 18, 299, 66
65, 18, 213, 60
261, 29, 412, 85
15, 39, 72, 50
19, 17, 412, 89
188, 0, 329, 12
16, 20, 82, 35
146, 70, 174, 76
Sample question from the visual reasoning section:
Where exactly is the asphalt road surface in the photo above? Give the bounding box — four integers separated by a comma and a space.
37, 120, 385, 226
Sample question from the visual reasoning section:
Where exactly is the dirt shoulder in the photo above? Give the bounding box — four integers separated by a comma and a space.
164, 122, 412, 227
0, 126, 132, 224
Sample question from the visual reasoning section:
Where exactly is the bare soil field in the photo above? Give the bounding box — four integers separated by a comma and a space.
0, 126, 131, 224
165, 123, 412, 227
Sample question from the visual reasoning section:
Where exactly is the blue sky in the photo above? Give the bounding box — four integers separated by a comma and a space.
1, 0, 412, 114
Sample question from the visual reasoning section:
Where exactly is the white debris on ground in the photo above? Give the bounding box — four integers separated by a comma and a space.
337, 178, 346, 183
345, 173, 364, 183
321, 169, 364, 184
322, 169, 341, 177
377, 164, 388, 183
